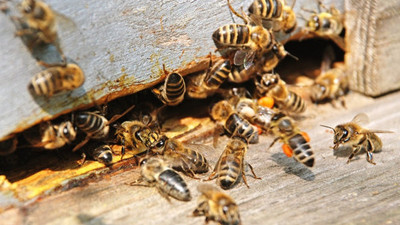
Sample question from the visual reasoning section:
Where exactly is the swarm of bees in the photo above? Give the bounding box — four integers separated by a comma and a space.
0, 0, 395, 225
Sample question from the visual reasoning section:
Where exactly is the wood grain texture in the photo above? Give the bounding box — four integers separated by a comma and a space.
345, 0, 400, 96
1, 90, 399, 225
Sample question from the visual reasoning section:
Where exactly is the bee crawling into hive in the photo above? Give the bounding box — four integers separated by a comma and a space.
321, 113, 393, 165
193, 184, 242, 225
152, 65, 186, 106
130, 157, 192, 202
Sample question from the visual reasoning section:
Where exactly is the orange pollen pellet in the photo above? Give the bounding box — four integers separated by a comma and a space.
258, 96, 274, 109
282, 144, 293, 157
301, 131, 310, 142
256, 125, 263, 134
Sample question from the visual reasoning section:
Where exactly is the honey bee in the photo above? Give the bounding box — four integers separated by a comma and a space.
260, 42, 291, 72
88, 145, 113, 165
23, 121, 77, 150
28, 63, 85, 98
131, 157, 192, 201
248, 0, 297, 34
186, 58, 231, 99
254, 73, 306, 113
0, 134, 18, 155
207, 137, 260, 189
150, 135, 210, 179
302, 1, 345, 50
231, 96, 275, 132
228, 63, 258, 83
211, 100, 259, 145
321, 113, 393, 165
15, 0, 61, 52
269, 112, 314, 167
213, 0, 275, 69
193, 184, 241, 225
116, 120, 161, 159
72, 105, 135, 152
311, 62, 348, 106
152, 72, 186, 106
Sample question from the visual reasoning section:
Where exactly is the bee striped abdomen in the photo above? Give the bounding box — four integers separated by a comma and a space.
29, 69, 62, 97
212, 24, 250, 47
218, 157, 241, 189
205, 60, 231, 87
158, 169, 191, 201
225, 113, 259, 144
288, 133, 314, 167
285, 91, 306, 113
248, 0, 283, 19
76, 113, 109, 139
163, 73, 185, 105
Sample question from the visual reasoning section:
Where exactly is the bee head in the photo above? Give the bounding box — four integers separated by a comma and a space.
218, 199, 241, 225
333, 125, 351, 145
260, 73, 279, 89
310, 83, 328, 103
19, 0, 35, 14
60, 121, 77, 143
307, 15, 320, 31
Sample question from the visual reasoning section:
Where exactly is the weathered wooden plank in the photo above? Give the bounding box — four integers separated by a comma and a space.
345, 0, 400, 96
1, 90, 399, 225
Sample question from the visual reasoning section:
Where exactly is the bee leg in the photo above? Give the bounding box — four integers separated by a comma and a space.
241, 170, 250, 188
77, 153, 87, 166
366, 139, 376, 165
246, 162, 261, 180
347, 146, 362, 164
192, 201, 207, 216
205, 171, 218, 181
72, 136, 91, 152
213, 124, 225, 148
107, 105, 136, 124
268, 137, 281, 149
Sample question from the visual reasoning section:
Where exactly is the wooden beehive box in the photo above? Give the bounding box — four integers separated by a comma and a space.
345, 0, 400, 96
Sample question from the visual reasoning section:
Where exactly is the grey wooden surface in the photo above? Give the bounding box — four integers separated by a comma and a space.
345, 0, 400, 96
1, 90, 399, 225
0, 0, 346, 141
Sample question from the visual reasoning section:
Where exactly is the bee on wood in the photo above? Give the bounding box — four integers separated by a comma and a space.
0, 134, 18, 155
187, 58, 231, 99
150, 135, 210, 179
193, 184, 241, 225
254, 73, 306, 113
302, 1, 345, 50
152, 70, 186, 106
213, 0, 276, 69
28, 62, 85, 98
14, 0, 66, 54
72, 105, 135, 153
321, 113, 393, 165
207, 137, 260, 189
23, 121, 77, 150
131, 157, 192, 202
248, 0, 297, 34
211, 100, 259, 146
269, 112, 315, 167
116, 120, 161, 159
231, 96, 275, 132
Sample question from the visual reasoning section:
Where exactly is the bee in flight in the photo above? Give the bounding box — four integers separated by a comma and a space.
254, 73, 306, 113
193, 184, 241, 225
269, 112, 315, 167
28, 62, 85, 98
207, 137, 260, 189
248, 0, 297, 34
211, 100, 259, 146
301, 1, 345, 50
150, 135, 210, 179
130, 157, 191, 202
321, 113, 393, 165
14, 0, 66, 56
152, 66, 186, 106
213, 0, 276, 70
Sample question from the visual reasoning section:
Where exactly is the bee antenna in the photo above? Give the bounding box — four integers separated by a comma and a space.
290, 0, 297, 9
286, 51, 299, 61
320, 124, 335, 131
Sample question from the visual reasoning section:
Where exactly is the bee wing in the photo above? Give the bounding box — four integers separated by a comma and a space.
329, 35, 346, 52
351, 113, 369, 125
361, 130, 394, 134
243, 51, 256, 70
197, 183, 220, 196
233, 50, 248, 66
